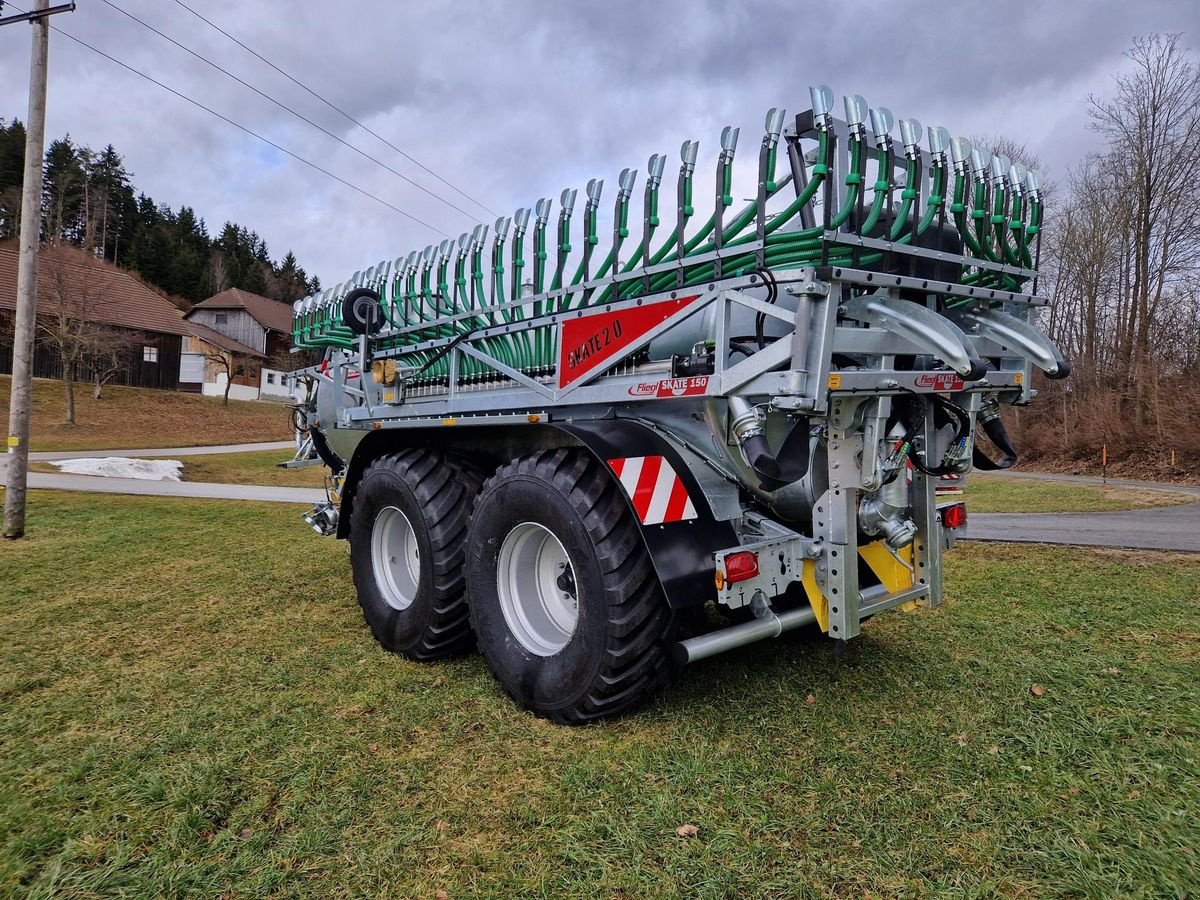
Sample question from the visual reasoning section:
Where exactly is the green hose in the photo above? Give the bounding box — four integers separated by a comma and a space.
916, 162, 945, 237
888, 154, 919, 241
951, 169, 982, 256
989, 179, 1016, 266
860, 144, 892, 235
1023, 197, 1041, 268
829, 135, 865, 230
972, 175, 999, 263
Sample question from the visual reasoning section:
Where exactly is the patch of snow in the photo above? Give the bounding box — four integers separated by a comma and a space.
50, 458, 184, 481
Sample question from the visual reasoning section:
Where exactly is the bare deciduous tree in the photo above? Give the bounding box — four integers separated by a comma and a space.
202, 346, 252, 406
1088, 33, 1200, 420
1014, 34, 1200, 471
207, 252, 231, 295
87, 326, 140, 400
36, 249, 124, 424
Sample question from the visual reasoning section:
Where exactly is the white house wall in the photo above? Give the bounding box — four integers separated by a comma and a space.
260, 367, 304, 401
179, 352, 205, 383
202, 373, 260, 402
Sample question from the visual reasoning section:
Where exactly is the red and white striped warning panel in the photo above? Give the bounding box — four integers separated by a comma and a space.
935, 472, 964, 496
608, 456, 698, 525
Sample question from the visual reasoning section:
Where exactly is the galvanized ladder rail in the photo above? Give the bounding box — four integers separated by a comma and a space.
356, 253, 1046, 381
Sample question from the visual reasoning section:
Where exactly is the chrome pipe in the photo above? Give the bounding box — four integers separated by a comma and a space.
673, 583, 892, 665
674, 604, 817, 665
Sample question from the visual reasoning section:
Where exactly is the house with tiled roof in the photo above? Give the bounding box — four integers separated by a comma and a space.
0, 244, 188, 390
183, 287, 298, 400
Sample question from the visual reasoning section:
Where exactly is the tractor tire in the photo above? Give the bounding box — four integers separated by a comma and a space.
465, 449, 675, 724
349, 449, 483, 660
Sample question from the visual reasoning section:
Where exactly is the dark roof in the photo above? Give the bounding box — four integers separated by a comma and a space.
188, 287, 293, 334
185, 321, 266, 359
0, 245, 190, 336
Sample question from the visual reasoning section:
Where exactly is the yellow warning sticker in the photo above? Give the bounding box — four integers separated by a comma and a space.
1014, 372, 1024, 385
827, 374, 842, 389
6, 436, 18, 447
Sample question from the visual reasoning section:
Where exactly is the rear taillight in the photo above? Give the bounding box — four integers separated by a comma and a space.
723, 551, 760, 584
942, 502, 967, 529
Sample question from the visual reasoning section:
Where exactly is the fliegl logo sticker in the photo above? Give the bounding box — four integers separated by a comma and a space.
627, 376, 710, 399
914, 373, 965, 392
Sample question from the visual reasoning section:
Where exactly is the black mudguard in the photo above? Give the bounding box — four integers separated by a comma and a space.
554, 419, 737, 610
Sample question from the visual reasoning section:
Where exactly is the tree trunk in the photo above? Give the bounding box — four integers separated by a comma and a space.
64, 366, 76, 425
100, 177, 109, 261
222, 371, 232, 406
94, 370, 102, 400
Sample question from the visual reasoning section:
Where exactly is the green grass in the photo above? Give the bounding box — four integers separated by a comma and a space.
2, 492, 1197, 897
179, 449, 326, 487
965, 475, 1193, 513
0, 375, 291, 451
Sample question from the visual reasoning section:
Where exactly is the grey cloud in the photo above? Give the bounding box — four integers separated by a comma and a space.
1, 0, 1197, 287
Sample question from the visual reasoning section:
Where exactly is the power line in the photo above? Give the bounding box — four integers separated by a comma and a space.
168, 0, 499, 219
9, 9, 453, 236
97, 0, 482, 227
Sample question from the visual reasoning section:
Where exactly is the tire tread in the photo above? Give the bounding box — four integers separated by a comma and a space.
355, 449, 484, 660
469, 448, 674, 723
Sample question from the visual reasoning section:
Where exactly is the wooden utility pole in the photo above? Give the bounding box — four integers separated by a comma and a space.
2, 0, 75, 540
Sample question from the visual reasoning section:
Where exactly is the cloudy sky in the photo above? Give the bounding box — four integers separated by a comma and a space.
2, 0, 1198, 290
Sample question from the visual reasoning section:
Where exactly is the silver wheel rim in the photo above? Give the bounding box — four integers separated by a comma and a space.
496, 522, 579, 656
371, 505, 420, 610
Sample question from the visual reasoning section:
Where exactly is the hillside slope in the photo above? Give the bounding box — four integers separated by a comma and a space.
0, 376, 291, 451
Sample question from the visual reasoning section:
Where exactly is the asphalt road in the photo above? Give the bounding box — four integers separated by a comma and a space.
961, 471, 1200, 551
965, 504, 1200, 552
1, 441, 322, 505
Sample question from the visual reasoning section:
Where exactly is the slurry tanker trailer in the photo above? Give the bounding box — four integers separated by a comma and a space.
289, 86, 1068, 723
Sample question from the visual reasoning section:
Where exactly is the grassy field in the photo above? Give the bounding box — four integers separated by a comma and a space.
2, 492, 1197, 897
0, 375, 291, 451
181, 449, 326, 487
965, 475, 1193, 513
